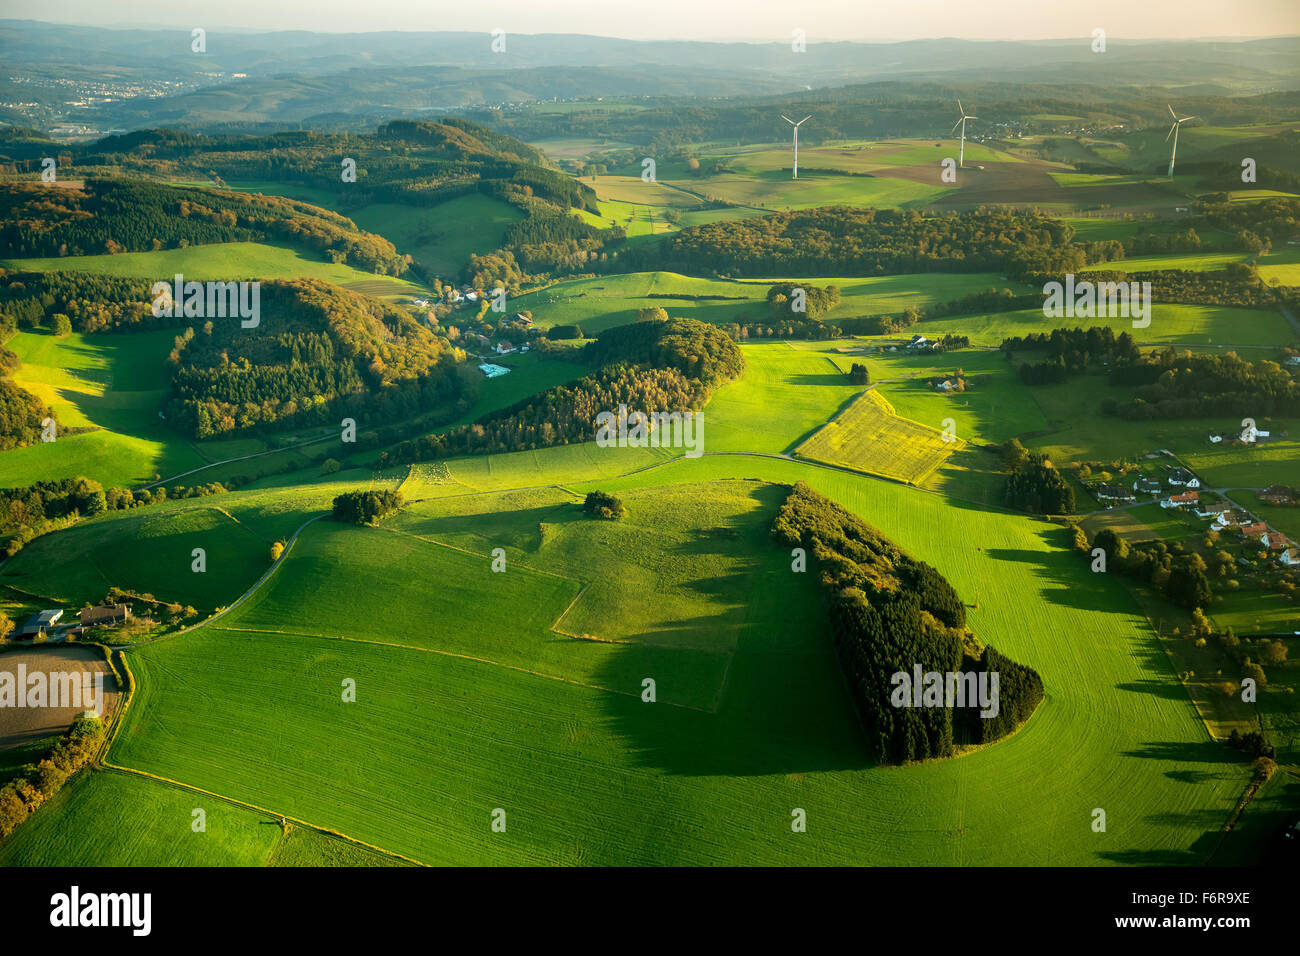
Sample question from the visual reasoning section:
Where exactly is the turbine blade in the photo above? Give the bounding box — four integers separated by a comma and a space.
952, 119, 963, 135
957, 99, 963, 114
800, 115, 812, 125
1168, 104, 1177, 120
781, 115, 794, 125
1165, 123, 1177, 142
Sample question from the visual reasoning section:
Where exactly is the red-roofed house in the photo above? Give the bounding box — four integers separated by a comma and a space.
1262, 531, 1287, 551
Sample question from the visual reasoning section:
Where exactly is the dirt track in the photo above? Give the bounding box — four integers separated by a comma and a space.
0, 645, 120, 751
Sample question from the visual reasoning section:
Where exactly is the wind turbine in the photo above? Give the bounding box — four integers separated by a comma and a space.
781, 114, 811, 179
1165, 105, 1196, 178
952, 100, 976, 168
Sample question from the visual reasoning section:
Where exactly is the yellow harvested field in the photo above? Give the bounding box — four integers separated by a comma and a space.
795, 389, 961, 485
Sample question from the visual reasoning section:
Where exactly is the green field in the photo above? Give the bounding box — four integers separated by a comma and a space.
0, 329, 205, 488
1258, 247, 1300, 286
94, 449, 1251, 865
1, 242, 424, 295
513, 270, 1028, 335
0, 770, 280, 866
0, 504, 274, 610
920, 303, 1292, 348
795, 388, 961, 484
1079, 252, 1250, 273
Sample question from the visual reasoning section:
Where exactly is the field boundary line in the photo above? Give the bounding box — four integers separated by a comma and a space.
95, 765, 427, 867
117, 512, 327, 649
376, 525, 585, 585
208, 624, 717, 712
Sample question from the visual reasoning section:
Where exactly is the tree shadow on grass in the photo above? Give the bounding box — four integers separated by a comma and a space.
593, 483, 875, 777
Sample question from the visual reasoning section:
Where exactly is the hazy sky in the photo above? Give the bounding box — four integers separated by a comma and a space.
19, 0, 1300, 41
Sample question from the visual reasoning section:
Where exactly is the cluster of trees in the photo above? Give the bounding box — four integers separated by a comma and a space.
0, 715, 105, 840
1087, 528, 1215, 610
0, 476, 108, 558
636, 207, 1101, 277
0, 181, 406, 274
581, 316, 744, 390
332, 489, 404, 525
765, 282, 841, 319
1036, 265, 1275, 308
1103, 349, 1297, 420
381, 316, 743, 466
1002, 326, 1143, 384
0, 271, 164, 334
583, 491, 627, 519
1001, 440, 1076, 514
0, 376, 53, 450
1187, 196, 1300, 255
771, 481, 1043, 763
165, 279, 465, 438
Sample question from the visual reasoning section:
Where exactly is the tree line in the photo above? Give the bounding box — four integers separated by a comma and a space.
771, 480, 1043, 763
380, 316, 743, 466
0, 180, 406, 275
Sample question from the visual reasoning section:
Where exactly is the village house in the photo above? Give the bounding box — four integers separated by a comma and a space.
1262, 531, 1287, 551
1167, 467, 1200, 488
1133, 477, 1162, 496
1160, 490, 1198, 510
935, 380, 954, 392
1194, 504, 1225, 520
494, 341, 516, 355
1214, 510, 1251, 530
1097, 484, 1135, 503
1259, 485, 1294, 505
1281, 548, 1300, 567
1238, 521, 1267, 538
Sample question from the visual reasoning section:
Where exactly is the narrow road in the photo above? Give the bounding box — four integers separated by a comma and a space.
140, 435, 337, 491
116, 513, 327, 650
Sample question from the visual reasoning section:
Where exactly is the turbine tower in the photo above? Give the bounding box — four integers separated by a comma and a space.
1165, 105, 1196, 178
781, 114, 811, 179
952, 100, 977, 168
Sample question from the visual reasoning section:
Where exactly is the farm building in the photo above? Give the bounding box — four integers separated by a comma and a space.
494, 341, 516, 355
20, 609, 63, 636
478, 363, 511, 378
1260, 485, 1295, 504
935, 380, 954, 392
1167, 467, 1200, 488
1133, 477, 1162, 496
1208, 431, 1222, 444
80, 603, 131, 627
1096, 484, 1135, 502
